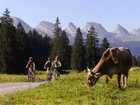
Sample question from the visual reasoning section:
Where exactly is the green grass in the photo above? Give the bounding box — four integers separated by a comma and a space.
0, 71, 140, 105
0, 70, 46, 82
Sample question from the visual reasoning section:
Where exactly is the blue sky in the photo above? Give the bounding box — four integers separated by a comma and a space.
0, 0, 139, 31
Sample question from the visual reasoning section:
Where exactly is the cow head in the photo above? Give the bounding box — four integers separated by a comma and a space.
86, 48, 120, 87
87, 68, 101, 86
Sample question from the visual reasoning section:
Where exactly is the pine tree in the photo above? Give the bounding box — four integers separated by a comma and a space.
51, 18, 71, 71
132, 56, 137, 67
0, 8, 16, 73
137, 56, 140, 67
0, 8, 13, 25
28, 29, 44, 69
42, 34, 52, 58
41, 34, 52, 70
51, 17, 62, 59
15, 23, 29, 73
100, 37, 110, 56
59, 30, 70, 70
0, 23, 5, 72
71, 28, 85, 72
85, 26, 99, 68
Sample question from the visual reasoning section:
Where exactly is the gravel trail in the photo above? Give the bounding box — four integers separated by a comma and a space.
0, 82, 45, 96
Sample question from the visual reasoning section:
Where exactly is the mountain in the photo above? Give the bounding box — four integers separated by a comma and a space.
65, 22, 77, 44
17, 18, 140, 57
111, 41, 140, 57
2, 16, 140, 56
65, 22, 77, 36
114, 24, 129, 37
111, 24, 140, 42
12, 16, 32, 33
34, 20, 140, 56
35, 21, 54, 36
83, 22, 110, 39
131, 28, 140, 35
0, 16, 32, 33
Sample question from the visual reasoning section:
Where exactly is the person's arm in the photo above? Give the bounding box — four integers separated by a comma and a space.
33, 62, 35, 71
44, 61, 48, 69
52, 61, 55, 67
26, 61, 29, 68
58, 61, 62, 67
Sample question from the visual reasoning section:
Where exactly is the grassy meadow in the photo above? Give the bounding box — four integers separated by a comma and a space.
0, 70, 140, 105
0, 70, 46, 83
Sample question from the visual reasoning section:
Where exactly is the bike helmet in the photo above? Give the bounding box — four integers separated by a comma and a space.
29, 57, 33, 60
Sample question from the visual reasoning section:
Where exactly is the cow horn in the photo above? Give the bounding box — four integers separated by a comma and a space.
94, 73, 101, 78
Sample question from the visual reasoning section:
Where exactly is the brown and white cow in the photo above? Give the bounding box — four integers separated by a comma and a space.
87, 47, 132, 88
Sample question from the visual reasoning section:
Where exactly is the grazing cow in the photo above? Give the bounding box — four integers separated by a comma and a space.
87, 47, 132, 88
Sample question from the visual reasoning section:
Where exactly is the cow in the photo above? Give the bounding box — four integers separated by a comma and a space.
87, 47, 132, 89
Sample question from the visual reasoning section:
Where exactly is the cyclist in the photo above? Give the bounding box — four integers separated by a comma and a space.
26, 57, 35, 82
44, 57, 52, 82
52, 56, 61, 80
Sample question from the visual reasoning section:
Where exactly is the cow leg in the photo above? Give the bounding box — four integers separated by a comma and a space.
117, 74, 121, 89
123, 73, 128, 88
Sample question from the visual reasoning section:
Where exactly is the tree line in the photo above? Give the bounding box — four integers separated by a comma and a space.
0, 8, 115, 74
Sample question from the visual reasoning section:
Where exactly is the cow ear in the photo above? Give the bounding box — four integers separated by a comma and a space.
87, 67, 94, 77
87, 67, 91, 72
110, 48, 119, 64
87, 67, 91, 75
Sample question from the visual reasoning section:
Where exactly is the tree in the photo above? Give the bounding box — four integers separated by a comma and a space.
51, 17, 62, 59
51, 18, 71, 71
71, 28, 85, 71
0, 8, 13, 25
0, 23, 5, 72
28, 29, 45, 69
59, 30, 70, 70
100, 37, 110, 56
42, 34, 52, 58
137, 56, 140, 67
15, 23, 29, 73
85, 26, 99, 68
132, 56, 137, 67
0, 8, 17, 73
41, 34, 52, 70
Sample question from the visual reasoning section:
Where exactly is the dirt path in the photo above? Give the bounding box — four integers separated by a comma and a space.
0, 82, 45, 96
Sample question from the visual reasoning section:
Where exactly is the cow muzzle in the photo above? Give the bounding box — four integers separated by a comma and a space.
87, 68, 101, 87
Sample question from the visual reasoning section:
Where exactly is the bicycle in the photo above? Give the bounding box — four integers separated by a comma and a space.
27, 68, 35, 82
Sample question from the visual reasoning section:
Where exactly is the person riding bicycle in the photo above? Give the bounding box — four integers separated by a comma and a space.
44, 57, 52, 82
52, 56, 61, 80
26, 57, 35, 82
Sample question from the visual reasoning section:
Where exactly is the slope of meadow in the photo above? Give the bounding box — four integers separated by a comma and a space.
0, 71, 140, 105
